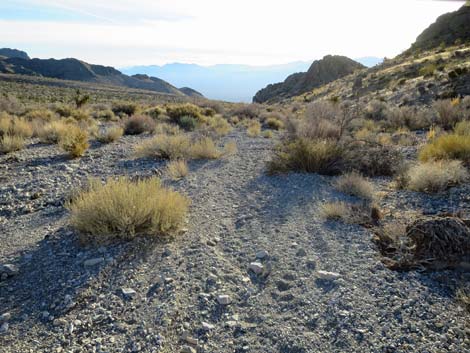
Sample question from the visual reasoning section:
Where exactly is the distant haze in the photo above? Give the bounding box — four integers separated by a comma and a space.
121, 58, 382, 102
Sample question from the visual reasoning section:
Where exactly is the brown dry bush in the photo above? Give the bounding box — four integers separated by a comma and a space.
0, 134, 25, 154
334, 172, 375, 201
124, 114, 156, 135
136, 134, 191, 160
433, 99, 464, 129
232, 104, 260, 119
38, 120, 70, 144
247, 121, 261, 137
59, 125, 89, 158
97, 125, 124, 144
166, 160, 189, 180
67, 177, 189, 242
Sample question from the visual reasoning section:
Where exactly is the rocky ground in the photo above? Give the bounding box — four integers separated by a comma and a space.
0, 129, 469, 353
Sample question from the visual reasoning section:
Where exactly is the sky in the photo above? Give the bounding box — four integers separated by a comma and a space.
0, 0, 464, 68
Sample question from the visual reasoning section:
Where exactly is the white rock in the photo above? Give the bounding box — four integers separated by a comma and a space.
0, 323, 9, 334
316, 270, 341, 280
201, 322, 215, 331
249, 262, 264, 274
217, 295, 232, 305
83, 258, 104, 267
181, 346, 196, 353
120, 288, 137, 298
0, 313, 11, 323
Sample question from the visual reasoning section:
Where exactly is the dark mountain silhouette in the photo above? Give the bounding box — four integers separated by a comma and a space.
179, 87, 204, 98
0, 48, 30, 60
0, 49, 202, 98
409, 4, 470, 52
253, 55, 365, 103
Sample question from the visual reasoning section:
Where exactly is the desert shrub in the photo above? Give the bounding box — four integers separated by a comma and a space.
136, 134, 191, 160
166, 104, 202, 121
112, 101, 138, 116
166, 160, 189, 180
229, 116, 240, 125
203, 107, 216, 117
232, 104, 260, 119
455, 120, 470, 136
222, 140, 238, 156
419, 63, 437, 77
177, 115, 198, 131
189, 137, 223, 159
406, 160, 468, 192
364, 100, 389, 121
24, 109, 55, 122
0, 115, 32, 138
59, 125, 89, 158
207, 115, 232, 137
154, 123, 181, 135
97, 125, 124, 144
92, 109, 115, 121
320, 202, 350, 221
247, 121, 261, 137
0, 94, 23, 115
263, 130, 273, 139
433, 99, 464, 129
457, 287, 470, 313
145, 106, 165, 119
266, 117, 284, 130
202, 101, 224, 115
124, 114, 156, 135
384, 106, 432, 131
268, 139, 343, 175
0, 134, 25, 154
344, 143, 404, 177
419, 133, 470, 164
67, 177, 189, 241
53, 104, 74, 118
334, 172, 374, 201
38, 120, 70, 144
71, 109, 90, 121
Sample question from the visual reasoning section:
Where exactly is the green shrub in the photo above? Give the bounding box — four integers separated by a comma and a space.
177, 115, 198, 131
67, 177, 189, 242
166, 104, 202, 121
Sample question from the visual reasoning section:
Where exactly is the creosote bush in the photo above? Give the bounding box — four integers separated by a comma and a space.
406, 160, 468, 193
166, 103, 202, 121
334, 172, 375, 201
59, 125, 90, 158
67, 177, 189, 242
112, 101, 138, 116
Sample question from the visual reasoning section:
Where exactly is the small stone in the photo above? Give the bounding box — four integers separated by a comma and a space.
83, 258, 104, 267
306, 259, 317, 270
316, 270, 341, 280
256, 250, 269, 260
217, 295, 232, 305
0, 313, 11, 323
120, 288, 137, 299
296, 248, 307, 257
202, 322, 215, 331
0, 264, 19, 278
53, 318, 68, 327
249, 262, 264, 275
0, 323, 9, 334
181, 346, 196, 353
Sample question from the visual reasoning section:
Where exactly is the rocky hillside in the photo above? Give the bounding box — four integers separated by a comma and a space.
179, 87, 204, 98
0, 50, 203, 98
253, 55, 364, 103
409, 4, 470, 52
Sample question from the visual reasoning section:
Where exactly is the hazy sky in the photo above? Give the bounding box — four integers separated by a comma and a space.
0, 0, 464, 67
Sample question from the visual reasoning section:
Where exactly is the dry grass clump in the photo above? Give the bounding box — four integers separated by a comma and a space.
24, 109, 56, 122
0, 114, 33, 138
266, 117, 284, 130
222, 140, 238, 157
97, 125, 124, 144
67, 177, 189, 242
268, 139, 343, 175
207, 116, 232, 136
38, 120, 70, 144
320, 202, 350, 221
166, 160, 189, 180
406, 160, 468, 193
154, 123, 181, 136
136, 134, 191, 160
124, 114, 156, 135
232, 104, 260, 119
247, 121, 261, 137
334, 172, 375, 201
92, 109, 116, 121
59, 125, 90, 158
0, 134, 25, 154
384, 106, 431, 131
189, 137, 223, 160
456, 287, 470, 313
419, 133, 470, 164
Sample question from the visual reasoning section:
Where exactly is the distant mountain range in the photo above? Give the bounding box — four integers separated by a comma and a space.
121, 57, 382, 102
0, 49, 203, 98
